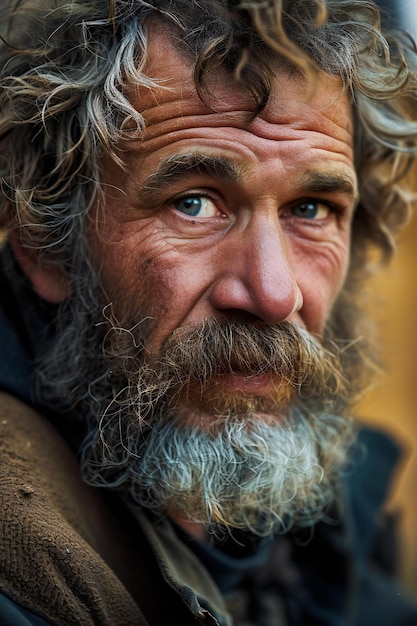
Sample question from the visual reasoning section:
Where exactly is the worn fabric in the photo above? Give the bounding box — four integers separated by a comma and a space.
0, 392, 146, 625
0, 392, 209, 625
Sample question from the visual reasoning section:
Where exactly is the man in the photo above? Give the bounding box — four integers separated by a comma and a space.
0, 0, 416, 624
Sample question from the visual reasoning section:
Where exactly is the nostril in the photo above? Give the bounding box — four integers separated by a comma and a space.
220, 310, 266, 325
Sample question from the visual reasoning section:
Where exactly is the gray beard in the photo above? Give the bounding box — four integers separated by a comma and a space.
81, 405, 351, 537
36, 283, 354, 536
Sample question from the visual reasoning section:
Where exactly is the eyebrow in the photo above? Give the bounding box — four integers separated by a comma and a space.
137, 153, 243, 204
299, 171, 359, 204
135, 153, 359, 207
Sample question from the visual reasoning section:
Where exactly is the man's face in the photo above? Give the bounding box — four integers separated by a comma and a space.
90, 28, 356, 421
76, 29, 358, 532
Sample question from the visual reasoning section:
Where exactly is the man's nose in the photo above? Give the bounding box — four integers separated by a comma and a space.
209, 214, 303, 324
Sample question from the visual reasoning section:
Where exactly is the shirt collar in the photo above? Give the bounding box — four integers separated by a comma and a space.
128, 505, 232, 626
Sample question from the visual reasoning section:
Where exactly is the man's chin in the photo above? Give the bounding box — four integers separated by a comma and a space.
119, 409, 346, 536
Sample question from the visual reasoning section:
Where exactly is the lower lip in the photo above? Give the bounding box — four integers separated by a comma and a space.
217, 374, 277, 395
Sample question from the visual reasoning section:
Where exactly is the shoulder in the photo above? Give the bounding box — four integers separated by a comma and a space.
290, 425, 417, 626
346, 426, 417, 625
0, 392, 147, 626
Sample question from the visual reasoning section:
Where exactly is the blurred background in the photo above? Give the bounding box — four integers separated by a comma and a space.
359, 0, 417, 597
358, 207, 417, 596
378, 0, 417, 33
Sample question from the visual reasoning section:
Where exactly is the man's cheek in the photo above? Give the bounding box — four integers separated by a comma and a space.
293, 244, 350, 331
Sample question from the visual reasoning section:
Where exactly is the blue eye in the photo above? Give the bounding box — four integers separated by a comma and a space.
291, 201, 330, 219
174, 197, 203, 216
173, 196, 219, 218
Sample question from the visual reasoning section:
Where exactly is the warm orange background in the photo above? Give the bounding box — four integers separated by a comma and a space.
357, 204, 417, 596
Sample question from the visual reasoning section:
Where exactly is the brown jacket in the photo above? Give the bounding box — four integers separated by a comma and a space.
0, 392, 206, 625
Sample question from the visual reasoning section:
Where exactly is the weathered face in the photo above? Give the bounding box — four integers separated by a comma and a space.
90, 28, 357, 404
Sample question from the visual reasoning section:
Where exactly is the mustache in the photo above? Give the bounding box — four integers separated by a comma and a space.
142, 319, 347, 402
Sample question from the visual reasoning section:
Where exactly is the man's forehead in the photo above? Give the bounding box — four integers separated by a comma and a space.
126, 21, 257, 115
125, 21, 352, 136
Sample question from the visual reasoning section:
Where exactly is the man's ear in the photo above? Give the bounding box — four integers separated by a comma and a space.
9, 233, 70, 304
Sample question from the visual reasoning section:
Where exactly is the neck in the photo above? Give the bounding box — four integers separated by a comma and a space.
170, 512, 209, 542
